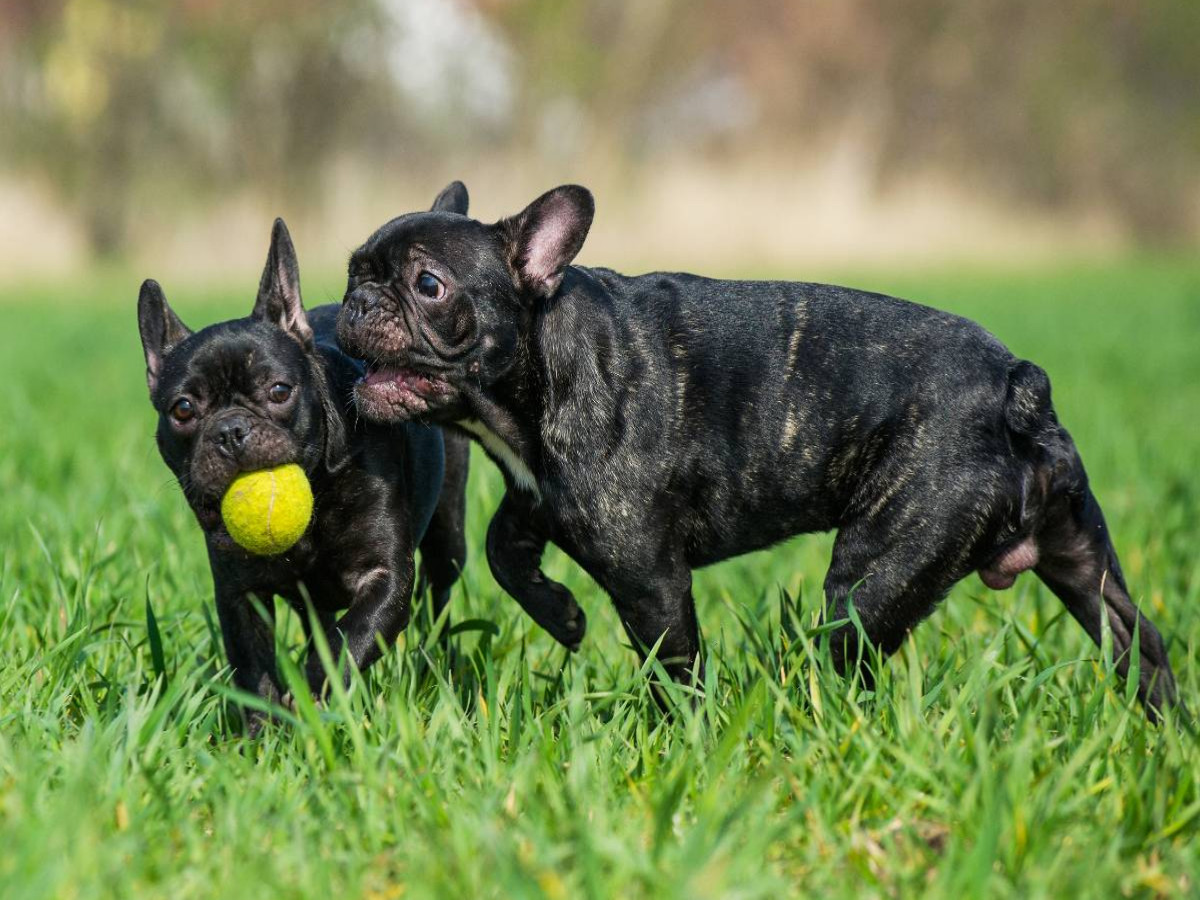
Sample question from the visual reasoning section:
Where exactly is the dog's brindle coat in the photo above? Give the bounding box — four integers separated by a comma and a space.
138, 220, 468, 732
338, 183, 1177, 718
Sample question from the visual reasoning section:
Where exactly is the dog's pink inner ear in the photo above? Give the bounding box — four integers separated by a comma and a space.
523, 214, 575, 286
138, 279, 191, 396
514, 186, 594, 298
144, 350, 163, 392
270, 258, 310, 337
255, 218, 314, 347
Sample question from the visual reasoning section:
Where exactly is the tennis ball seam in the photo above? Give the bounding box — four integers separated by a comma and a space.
265, 468, 277, 550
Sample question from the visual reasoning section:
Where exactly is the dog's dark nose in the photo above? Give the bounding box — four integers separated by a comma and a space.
214, 415, 253, 459
343, 287, 378, 319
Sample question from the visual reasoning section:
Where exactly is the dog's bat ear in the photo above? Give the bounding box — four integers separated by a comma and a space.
501, 185, 594, 299
137, 279, 192, 396
431, 181, 469, 215
254, 218, 313, 349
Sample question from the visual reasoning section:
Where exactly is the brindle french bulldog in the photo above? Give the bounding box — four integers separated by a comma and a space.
336, 182, 1176, 720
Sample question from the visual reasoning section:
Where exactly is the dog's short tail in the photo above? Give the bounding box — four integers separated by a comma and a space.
1004, 359, 1054, 438
1003, 358, 1077, 497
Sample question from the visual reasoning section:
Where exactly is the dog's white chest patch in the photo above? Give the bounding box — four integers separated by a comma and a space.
456, 419, 542, 498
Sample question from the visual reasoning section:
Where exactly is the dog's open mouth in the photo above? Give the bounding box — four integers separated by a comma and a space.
356, 365, 451, 419
362, 366, 444, 395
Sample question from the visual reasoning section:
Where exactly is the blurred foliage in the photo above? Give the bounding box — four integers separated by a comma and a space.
0, 0, 399, 255
483, 0, 1200, 239
1, 0, 1198, 255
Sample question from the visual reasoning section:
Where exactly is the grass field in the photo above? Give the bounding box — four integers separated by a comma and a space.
1, 258, 1198, 899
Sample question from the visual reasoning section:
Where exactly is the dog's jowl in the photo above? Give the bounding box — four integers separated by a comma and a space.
138, 220, 469, 733
337, 182, 1177, 719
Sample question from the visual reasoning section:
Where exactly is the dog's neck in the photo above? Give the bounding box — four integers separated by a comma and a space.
455, 417, 540, 498
457, 361, 544, 498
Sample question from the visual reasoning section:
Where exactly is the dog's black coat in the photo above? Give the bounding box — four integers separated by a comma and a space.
338, 182, 1177, 718
138, 220, 468, 732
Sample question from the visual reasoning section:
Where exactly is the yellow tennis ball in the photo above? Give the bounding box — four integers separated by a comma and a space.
220, 464, 314, 555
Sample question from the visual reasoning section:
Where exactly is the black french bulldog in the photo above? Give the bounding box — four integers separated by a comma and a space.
138, 219, 469, 733
337, 181, 1177, 719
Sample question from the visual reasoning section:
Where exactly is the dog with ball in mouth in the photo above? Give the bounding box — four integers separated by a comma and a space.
137, 219, 469, 734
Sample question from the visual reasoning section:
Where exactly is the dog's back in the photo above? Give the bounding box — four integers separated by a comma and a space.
544, 269, 1022, 556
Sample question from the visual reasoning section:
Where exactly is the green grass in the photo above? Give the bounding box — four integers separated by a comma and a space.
1, 258, 1198, 899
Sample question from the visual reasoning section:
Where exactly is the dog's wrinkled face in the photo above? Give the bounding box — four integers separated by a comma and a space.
139, 220, 343, 543
337, 181, 594, 423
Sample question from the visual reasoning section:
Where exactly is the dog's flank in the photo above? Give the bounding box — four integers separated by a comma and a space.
338, 182, 1177, 721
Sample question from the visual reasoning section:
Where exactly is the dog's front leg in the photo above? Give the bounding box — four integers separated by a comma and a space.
213, 578, 284, 737
486, 491, 587, 650
598, 559, 702, 692
305, 560, 415, 698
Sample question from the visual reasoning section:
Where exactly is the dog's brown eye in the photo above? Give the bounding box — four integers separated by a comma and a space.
268, 383, 292, 403
170, 398, 194, 422
416, 271, 444, 300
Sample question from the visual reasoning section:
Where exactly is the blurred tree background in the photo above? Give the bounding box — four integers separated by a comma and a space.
0, 0, 1197, 272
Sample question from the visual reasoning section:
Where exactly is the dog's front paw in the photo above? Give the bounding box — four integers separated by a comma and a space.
244, 709, 269, 739
545, 604, 587, 651
281, 689, 327, 713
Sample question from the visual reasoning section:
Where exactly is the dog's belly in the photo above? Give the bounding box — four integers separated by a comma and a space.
684, 519, 822, 568
677, 476, 839, 567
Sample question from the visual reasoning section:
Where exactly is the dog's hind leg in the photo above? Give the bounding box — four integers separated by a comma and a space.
821, 514, 976, 689
1031, 465, 1177, 719
818, 451, 1027, 688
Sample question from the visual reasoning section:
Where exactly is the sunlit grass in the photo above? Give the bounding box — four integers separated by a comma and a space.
0, 257, 1197, 898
